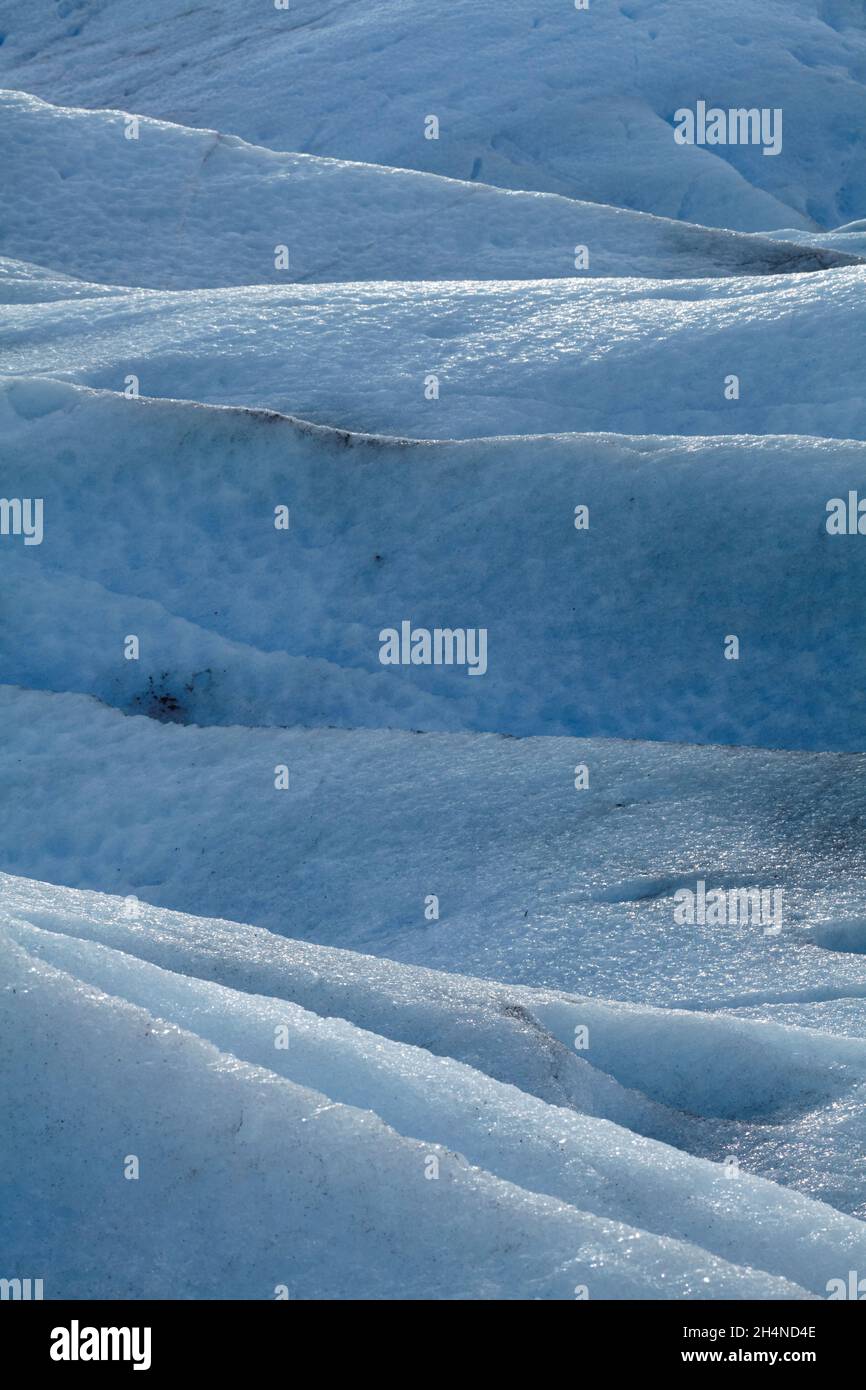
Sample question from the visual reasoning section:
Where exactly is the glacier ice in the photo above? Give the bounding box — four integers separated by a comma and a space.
2, 0, 866, 1305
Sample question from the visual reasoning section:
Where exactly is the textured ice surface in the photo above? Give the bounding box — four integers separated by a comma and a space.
5, 686, 866, 1014
13, 886, 779, 1301
0, 255, 121, 304
1, 92, 857, 288
761, 222, 866, 259
3, 0, 866, 1305
1, 1, 865, 231
11, 870, 866, 1299
5, 266, 866, 441
1, 381, 864, 750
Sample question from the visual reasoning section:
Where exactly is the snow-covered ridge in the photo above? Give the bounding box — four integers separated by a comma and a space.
2, 91, 860, 288
1, 0, 865, 231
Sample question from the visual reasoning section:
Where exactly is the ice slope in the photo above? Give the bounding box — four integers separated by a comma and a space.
3, 0, 865, 1307
7, 714, 866, 1219
6, 266, 866, 441
9, 891, 785, 1301
1, 1, 865, 232
2, 92, 858, 289
762, 220, 866, 260
7, 683, 866, 1014
11, 870, 866, 1299
0, 255, 121, 303
2, 379, 865, 750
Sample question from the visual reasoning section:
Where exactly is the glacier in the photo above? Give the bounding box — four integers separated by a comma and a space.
5, 265, 866, 440
2, 0, 866, 230
1, 0, 865, 1304
5, 870, 866, 1300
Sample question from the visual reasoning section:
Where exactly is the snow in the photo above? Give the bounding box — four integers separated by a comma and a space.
2, 0, 866, 232
6, 266, 866, 441
2, 91, 858, 288
2, 0, 866, 1305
